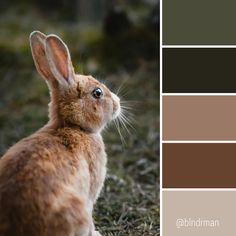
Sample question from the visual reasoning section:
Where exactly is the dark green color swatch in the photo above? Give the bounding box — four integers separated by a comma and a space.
163, 0, 236, 45
163, 48, 236, 93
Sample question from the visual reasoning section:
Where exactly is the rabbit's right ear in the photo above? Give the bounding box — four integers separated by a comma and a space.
30, 31, 54, 81
45, 34, 76, 89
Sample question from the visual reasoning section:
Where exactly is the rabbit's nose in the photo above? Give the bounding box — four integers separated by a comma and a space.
111, 93, 121, 119
111, 92, 120, 103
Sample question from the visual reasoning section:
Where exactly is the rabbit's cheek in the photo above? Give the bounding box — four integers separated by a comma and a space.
100, 99, 112, 120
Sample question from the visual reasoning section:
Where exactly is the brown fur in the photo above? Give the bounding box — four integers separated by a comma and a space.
0, 31, 120, 236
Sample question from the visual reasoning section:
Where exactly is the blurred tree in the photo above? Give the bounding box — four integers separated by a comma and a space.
33, 0, 78, 22
77, 0, 105, 23
103, 2, 131, 36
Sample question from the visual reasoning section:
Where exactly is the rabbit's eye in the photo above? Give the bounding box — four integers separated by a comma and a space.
92, 88, 103, 99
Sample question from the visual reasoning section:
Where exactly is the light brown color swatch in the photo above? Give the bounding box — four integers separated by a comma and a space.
163, 96, 236, 140
163, 191, 236, 236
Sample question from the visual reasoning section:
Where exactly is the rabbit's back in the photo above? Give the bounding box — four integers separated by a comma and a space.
0, 127, 107, 236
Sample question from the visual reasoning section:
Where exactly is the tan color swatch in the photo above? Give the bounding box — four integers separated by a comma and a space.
163, 96, 236, 140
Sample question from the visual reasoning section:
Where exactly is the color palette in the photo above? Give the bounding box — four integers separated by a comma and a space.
161, 0, 236, 235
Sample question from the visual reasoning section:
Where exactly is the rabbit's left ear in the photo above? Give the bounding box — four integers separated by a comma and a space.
30, 31, 55, 82
45, 34, 76, 88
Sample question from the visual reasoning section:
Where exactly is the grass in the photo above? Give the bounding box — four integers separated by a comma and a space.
95, 63, 159, 236
0, 7, 159, 236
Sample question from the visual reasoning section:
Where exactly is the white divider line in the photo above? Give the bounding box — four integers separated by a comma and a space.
163, 188, 236, 191
162, 140, 236, 143
162, 45, 236, 48
160, 0, 163, 234
162, 93, 236, 96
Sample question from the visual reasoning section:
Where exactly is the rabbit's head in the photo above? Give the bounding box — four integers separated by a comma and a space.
30, 31, 120, 132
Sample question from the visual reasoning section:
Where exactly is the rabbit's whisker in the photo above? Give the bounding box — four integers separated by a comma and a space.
116, 79, 128, 96
120, 105, 134, 111
119, 116, 134, 133
114, 119, 126, 146
118, 114, 131, 135
123, 112, 136, 124
118, 89, 130, 99
120, 100, 140, 104
120, 110, 136, 131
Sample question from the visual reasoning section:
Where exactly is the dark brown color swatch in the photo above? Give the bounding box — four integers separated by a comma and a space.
163, 96, 236, 140
163, 48, 236, 93
163, 143, 236, 188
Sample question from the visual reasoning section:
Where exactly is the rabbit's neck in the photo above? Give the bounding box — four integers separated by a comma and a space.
52, 126, 103, 151
47, 86, 64, 128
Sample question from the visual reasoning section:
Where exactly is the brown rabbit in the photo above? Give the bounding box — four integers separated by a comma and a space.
0, 31, 120, 236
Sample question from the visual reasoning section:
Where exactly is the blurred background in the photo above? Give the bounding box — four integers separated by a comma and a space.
0, 0, 159, 235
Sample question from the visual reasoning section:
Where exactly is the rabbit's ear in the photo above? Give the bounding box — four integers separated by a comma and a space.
45, 34, 75, 88
30, 31, 54, 81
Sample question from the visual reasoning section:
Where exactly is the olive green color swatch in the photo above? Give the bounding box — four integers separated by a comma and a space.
163, 0, 236, 45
